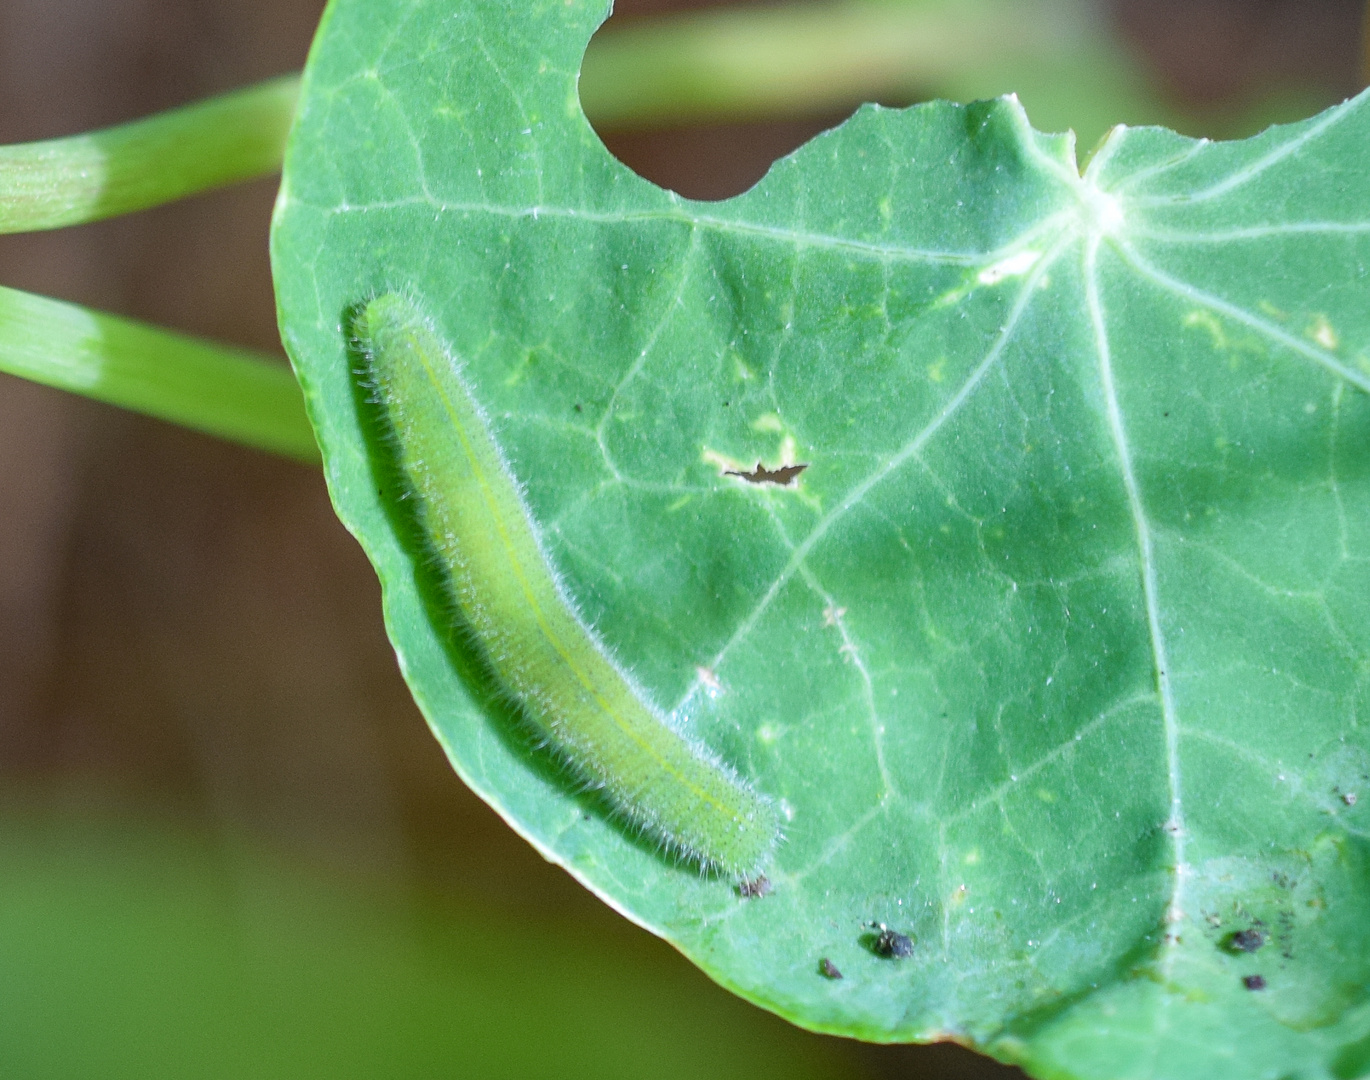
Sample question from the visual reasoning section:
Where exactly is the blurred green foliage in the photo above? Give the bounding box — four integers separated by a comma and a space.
582, 0, 1356, 152
0, 808, 858, 1079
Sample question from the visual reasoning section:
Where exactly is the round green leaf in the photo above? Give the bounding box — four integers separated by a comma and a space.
270, 2, 1370, 1076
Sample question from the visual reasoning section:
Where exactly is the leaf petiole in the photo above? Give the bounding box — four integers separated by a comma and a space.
0, 74, 299, 234
0, 284, 317, 463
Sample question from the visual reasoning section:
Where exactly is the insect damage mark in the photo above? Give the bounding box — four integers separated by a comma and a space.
703, 435, 809, 491
724, 461, 809, 486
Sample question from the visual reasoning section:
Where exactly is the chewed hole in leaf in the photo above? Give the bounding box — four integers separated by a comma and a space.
579, 9, 878, 201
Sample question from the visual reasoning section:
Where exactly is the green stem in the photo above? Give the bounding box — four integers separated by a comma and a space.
578, 0, 1094, 130
0, 285, 318, 463
0, 75, 299, 234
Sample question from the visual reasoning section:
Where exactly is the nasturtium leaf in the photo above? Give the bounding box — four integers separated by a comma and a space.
270, 2, 1370, 1077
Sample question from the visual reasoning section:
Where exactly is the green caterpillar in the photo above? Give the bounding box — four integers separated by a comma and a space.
354, 293, 779, 878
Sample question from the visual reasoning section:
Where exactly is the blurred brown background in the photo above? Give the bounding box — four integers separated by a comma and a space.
0, 1, 1363, 1077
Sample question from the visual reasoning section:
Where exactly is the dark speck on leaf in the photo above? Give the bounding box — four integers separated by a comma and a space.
573, 403, 582, 413
818, 958, 843, 979
1243, 975, 1267, 991
1224, 928, 1266, 954
738, 875, 772, 899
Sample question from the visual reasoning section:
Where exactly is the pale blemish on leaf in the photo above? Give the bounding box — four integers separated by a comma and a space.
695, 665, 722, 697
1184, 309, 1265, 367
702, 448, 750, 476
978, 249, 1041, 286
1308, 315, 1339, 351
1184, 309, 1229, 351
730, 350, 755, 382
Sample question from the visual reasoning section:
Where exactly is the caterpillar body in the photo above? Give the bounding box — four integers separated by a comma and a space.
354, 293, 780, 878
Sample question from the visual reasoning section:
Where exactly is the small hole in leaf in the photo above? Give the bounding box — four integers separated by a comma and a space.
725, 461, 808, 486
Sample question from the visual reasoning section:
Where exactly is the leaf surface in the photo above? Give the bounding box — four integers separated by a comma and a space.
271, 3, 1370, 1075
